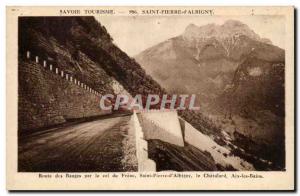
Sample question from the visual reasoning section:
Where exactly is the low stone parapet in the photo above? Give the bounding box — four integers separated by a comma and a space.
139, 110, 184, 146
131, 111, 156, 172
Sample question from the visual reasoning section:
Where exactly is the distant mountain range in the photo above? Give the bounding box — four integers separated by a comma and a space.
135, 20, 283, 109
135, 20, 285, 169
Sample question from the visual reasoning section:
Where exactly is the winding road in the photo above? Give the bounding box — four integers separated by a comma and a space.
18, 115, 132, 172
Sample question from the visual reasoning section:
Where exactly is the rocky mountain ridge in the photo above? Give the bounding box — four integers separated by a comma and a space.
135, 19, 285, 170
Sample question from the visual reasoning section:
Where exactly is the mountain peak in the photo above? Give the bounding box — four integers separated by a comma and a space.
222, 19, 245, 27
185, 23, 198, 30
183, 20, 262, 42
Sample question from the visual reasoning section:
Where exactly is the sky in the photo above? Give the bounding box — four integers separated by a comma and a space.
97, 15, 285, 57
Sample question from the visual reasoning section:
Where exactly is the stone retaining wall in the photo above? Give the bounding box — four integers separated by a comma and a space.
18, 51, 111, 132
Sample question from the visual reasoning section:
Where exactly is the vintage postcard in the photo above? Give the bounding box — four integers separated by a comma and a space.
6, 6, 294, 190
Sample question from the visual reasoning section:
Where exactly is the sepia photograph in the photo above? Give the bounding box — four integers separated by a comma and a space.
6, 6, 295, 191
18, 15, 286, 172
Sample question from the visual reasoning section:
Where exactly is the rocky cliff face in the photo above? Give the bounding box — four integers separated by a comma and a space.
19, 17, 167, 110
135, 20, 285, 170
183, 20, 271, 47
19, 17, 117, 132
19, 17, 165, 98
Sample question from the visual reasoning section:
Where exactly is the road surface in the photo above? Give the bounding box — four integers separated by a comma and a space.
18, 115, 133, 172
